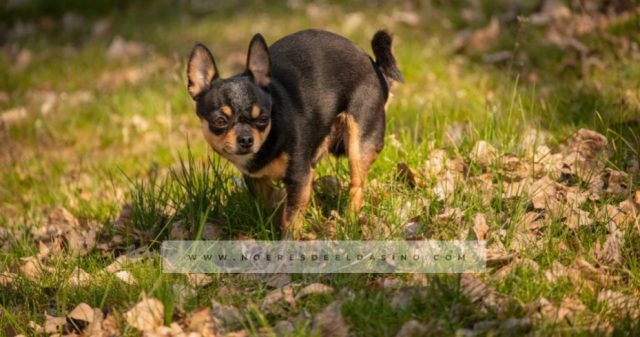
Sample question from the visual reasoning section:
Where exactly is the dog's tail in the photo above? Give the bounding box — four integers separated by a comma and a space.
371, 30, 404, 83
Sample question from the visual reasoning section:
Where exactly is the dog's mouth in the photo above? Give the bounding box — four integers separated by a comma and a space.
223, 147, 253, 156
233, 148, 253, 155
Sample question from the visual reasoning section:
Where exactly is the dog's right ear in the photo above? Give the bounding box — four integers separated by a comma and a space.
187, 43, 218, 99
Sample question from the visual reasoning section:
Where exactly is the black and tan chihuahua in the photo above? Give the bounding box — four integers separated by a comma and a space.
187, 29, 403, 238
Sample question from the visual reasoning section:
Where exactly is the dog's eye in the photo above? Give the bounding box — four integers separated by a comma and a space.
211, 116, 228, 129
255, 115, 269, 127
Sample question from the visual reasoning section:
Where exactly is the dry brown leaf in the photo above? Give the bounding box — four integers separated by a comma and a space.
473, 213, 489, 240
597, 290, 640, 320
434, 207, 462, 226
311, 300, 349, 337
605, 169, 630, 195
432, 171, 456, 201
561, 129, 609, 178
68, 303, 95, 322
0, 271, 17, 287
537, 297, 586, 324
124, 292, 164, 332
566, 208, 593, 229
397, 162, 423, 188
596, 228, 624, 266
67, 266, 91, 287
295, 283, 334, 300
186, 273, 214, 287
493, 257, 540, 281
460, 274, 506, 312
82, 308, 109, 337
523, 212, 545, 232
470, 140, 497, 167
185, 307, 218, 337
544, 261, 583, 285
502, 180, 529, 199
486, 241, 516, 268
529, 176, 559, 210
20, 256, 53, 281
44, 314, 67, 333
66, 227, 97, 256
574, 256, 621, 286
510, 232, 542, 252
114, 270, 137, 285
261, 285, 296, 314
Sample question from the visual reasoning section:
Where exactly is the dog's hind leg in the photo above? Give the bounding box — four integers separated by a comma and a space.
344, 109, 384, 215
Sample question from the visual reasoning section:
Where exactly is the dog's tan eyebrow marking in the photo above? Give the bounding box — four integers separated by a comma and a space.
221, 105, 232, 116
251, 105, 261, 119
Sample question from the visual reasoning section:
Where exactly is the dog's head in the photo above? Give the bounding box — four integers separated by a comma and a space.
187, 34, 272, 164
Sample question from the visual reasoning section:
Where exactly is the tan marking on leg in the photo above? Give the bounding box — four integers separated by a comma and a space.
344, 116, 381, 215
312, 113, 346, 166
251, 105, 261, 119
221, 105, 232, 117
281, 170, 314, 239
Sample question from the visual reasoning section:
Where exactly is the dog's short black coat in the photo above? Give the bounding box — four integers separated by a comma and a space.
187, 29, 402, 238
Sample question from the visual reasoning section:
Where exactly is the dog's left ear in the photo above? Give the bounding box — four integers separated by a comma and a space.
246, 33, 271, 87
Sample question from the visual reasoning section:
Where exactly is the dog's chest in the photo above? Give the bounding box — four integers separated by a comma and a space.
245, 153, 289, 180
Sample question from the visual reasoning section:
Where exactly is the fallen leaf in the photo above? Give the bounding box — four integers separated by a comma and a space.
124, 292, 164, 332
597, 290, 640, 320
397, 162, 422, 188
596, 228, 624, 266
185, 307, 218, 337
67, 266, 91, 287
261, 285, 296, 314
20, 256, 52, 281
473, 213, 489, 240
68, 303, 95, 322
186, 273, 213, 287
470, 140, 497, 167
434, 207, 462, 225
0, 271, 17, 287
460, 274, 506, 312
44, 314, 67, 333
114, 270, 137, 285
605, 169, 630, 195
295, 283, 334, 300
311, 300, 349, 337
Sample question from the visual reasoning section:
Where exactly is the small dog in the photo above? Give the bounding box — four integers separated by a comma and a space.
187, 29, 403, 238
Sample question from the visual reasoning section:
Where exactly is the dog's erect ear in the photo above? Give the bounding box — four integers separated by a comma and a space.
246, 34, 271, 87
187, 43, 218, 99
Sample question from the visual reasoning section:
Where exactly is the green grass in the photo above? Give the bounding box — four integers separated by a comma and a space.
1, 0, 639, 336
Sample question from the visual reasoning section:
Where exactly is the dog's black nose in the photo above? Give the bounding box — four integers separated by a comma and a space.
238, 135, 254, 148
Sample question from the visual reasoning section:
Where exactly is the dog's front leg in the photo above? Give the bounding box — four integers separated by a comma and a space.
281, 167, 314, 239
243, 175, 285, 211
